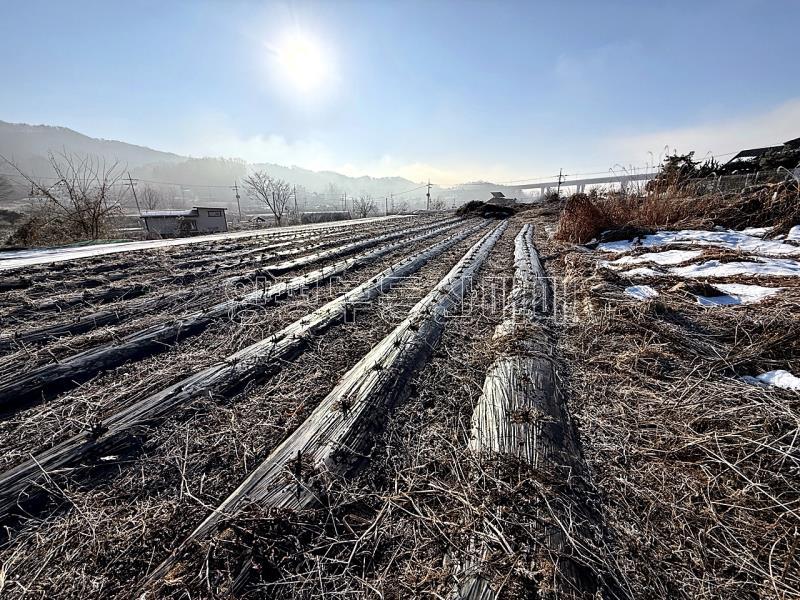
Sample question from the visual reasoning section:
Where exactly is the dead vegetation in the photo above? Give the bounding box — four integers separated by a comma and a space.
0, 216, 498, 597
542, 211, 800, 598
0, 183, 797, 600
3, 151, 128, 246
456, 200, 516, 220
555, 174, 800, 244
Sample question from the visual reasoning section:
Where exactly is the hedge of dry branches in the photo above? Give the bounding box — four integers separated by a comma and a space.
555, 179, 800, 243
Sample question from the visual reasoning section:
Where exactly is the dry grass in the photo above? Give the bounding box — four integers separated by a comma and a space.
0, 223, 483, 599
555, 179, 800, 243
545, 241, 800, 599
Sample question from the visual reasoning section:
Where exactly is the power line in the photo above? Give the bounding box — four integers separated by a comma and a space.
490, 150, 742, 186
0, 147, 749, 194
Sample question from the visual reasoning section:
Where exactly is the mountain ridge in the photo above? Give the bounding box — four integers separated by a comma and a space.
0, 120, 424, 195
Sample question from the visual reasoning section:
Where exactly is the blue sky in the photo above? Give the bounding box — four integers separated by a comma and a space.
1, 0, 798, 184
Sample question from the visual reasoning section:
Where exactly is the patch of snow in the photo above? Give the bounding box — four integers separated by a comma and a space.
742, 370, 800, 391
696, 283, 782, 307
669, 257, 800, 278
624, 285, 659, 301
697, 294, 739, 307
602, 249, 702, 268
597, 228, 800, 256
787, 225, 800, 242
622, 267, 664, 277
739, 227, 770, 238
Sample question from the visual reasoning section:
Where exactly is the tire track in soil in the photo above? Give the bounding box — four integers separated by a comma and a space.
0, 224, 489, 600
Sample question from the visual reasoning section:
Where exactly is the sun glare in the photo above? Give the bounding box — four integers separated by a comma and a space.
273, 32, 331, 93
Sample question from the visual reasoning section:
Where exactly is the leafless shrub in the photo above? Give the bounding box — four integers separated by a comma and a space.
139, 185, 163, 211
352, 194, 376, 218
242, 171, 292, 226
429, 196, 446, 211
3, 151, 127, 245
554, 192, 608, 243
393, 199, 409, 214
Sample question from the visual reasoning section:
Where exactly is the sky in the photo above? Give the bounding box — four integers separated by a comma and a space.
1, 0, 798, 185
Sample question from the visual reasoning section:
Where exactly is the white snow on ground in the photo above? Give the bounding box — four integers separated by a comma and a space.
597, 228, 800, 256
623, 266, 664, 277
742, 370, 800, 391
695, 283, 782, 307
0, 215, 412, 270
787, 225, 800, 242
739, 227, 770, 238
624, 285, 659, 300
602, 249, 701, 268
669, 257, 800, 278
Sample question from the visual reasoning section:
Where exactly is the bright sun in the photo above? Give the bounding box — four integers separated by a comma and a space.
273, 32, 330, 93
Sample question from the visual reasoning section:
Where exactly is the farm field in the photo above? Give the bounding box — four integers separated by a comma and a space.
0, 203, 797, 599
3, 2, 799, 597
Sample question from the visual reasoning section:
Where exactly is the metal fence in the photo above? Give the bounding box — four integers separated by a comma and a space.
669, 168, 800, 196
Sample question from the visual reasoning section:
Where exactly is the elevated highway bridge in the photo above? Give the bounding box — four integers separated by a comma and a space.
506, 172, 655, 195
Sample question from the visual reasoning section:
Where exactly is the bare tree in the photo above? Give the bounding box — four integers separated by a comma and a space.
352, 194, 376, 219
3, 151, 126, 240
242, 171, 292, 226
139, 185, 163, 211
0, 175, 15, 204
430, 196, 446, 211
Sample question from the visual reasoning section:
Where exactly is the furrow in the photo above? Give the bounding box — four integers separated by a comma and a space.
0, 220, 486, 522
144, 220, 507, 588
0, 218, 462, 412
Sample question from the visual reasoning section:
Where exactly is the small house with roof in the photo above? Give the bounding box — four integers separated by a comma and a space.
141, 206, 228, 236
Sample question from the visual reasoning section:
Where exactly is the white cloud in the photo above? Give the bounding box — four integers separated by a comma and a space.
606, 98, 800, 162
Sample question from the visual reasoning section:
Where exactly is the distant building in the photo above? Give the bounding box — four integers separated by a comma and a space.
725, 137, 800, 165
141, 206, 228, 236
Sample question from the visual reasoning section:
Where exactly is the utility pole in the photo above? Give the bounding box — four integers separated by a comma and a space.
426, 180, 431, 211
384, 196, 388, 216
390, 193, 394, 214
125, 172, 141, 216
293, 185, 298, 221
231, 181, 242, 222
556, 169, 563, 197
124, 173, 146, 233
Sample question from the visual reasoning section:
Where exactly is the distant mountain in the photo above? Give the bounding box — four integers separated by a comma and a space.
0, 120, 185, 176
249, 162, 420, 198
0, 120, 514, 211
0, 120, 424, 196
